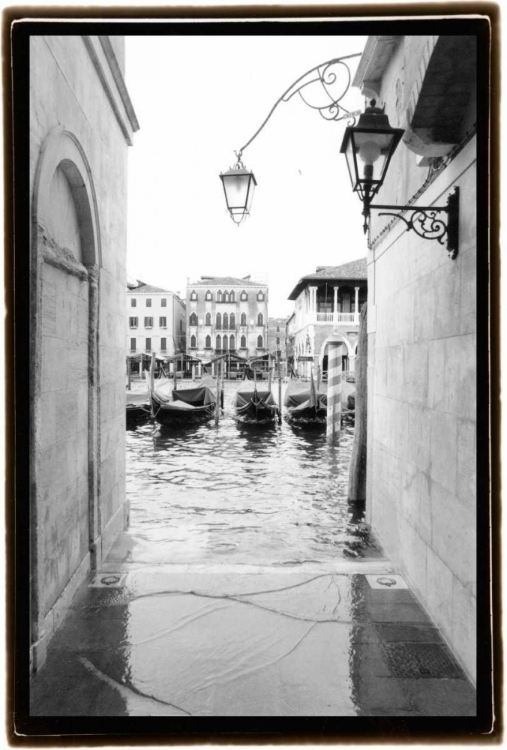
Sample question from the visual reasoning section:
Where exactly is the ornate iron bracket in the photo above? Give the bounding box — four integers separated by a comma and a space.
369, 187, 460, 259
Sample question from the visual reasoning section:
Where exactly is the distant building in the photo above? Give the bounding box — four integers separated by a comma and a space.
127, 280, 186, 361
186, 276, 269, 361
287, 258, 367, 377
267, 317, 287, 360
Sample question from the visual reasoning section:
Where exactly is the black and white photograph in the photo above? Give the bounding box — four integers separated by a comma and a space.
11, 8, 495, 739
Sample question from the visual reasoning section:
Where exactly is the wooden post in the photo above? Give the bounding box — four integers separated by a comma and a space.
348, 303, 368, 500
317, 364, 321, 392
277, 350, 282, 424
127, 357, 131, 391
181, 353, 184, 380
268, 359, 272, 390
215, 360, 220, 425
149, 352, 157, 418
326, 338, 343, 440
192, 364, 196, 381
173, 357, 178, 391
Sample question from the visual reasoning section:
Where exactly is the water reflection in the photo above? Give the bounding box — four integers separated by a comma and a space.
126, 382, 380, 565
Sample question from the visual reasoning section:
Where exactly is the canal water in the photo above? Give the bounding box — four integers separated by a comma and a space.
126, 380, 380, 566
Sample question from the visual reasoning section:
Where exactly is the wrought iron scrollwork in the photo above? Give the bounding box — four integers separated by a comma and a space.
378, 208, 448, 245
236, 52, 362, 159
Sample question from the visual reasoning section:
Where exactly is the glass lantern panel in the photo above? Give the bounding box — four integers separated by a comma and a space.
352, 131, 396, 184
222, 173, 251, 211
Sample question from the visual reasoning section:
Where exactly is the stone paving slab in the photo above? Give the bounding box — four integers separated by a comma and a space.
30, 564, 476, 717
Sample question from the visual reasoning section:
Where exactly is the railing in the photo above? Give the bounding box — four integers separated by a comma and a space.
316, 312, 334, 322
314, 312, 357, 324
336, 313, 356, 323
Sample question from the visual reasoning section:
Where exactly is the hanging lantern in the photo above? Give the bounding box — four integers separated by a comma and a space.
220, 155, 257, 225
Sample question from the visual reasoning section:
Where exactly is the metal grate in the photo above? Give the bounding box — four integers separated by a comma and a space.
380, 642, 464, 679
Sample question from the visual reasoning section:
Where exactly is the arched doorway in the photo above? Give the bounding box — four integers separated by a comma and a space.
31, 127, 101, 664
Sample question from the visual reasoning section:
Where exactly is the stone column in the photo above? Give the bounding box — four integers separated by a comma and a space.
354, 286, 360, 324
326, 337, 343, 439
309, 286, 318, 322
333, 286, 339, 329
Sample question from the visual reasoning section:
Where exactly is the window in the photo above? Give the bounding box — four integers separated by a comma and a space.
240, 291, 248, 301
146, 299, 152, 307
190, 290, 197, 301
216, 313, 221, 329
205, 290, 212, 301
230, 335, 235, 350
230, 313, 235, 329
276, 337, 280, 345
257, 335, 263, 348
146, 338, 152, 353
130, 338, 136, 352
257, 313, 264, 326
230, 291, 235, 302
131, 298, 137, 307
129, 317, 138, 328
224, 291, 229, 303
189, 312, 198, 326
205, 312, 211, 326
161, 337, 167, 352
205, 335, 211, 348
159, 317, 167, 327
190, 335, 197, 349
216, 335, 221, 350
223, 335, 228, 351
223, 313, 228, 330
161, 298, 167, 307
241, 335, 246, 348
217, 290, 223, 302
241, 312, 247, 326
144, 317, 153, 328
257, 291, 264, 301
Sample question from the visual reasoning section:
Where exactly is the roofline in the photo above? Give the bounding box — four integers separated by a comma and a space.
288, 276, 367, 301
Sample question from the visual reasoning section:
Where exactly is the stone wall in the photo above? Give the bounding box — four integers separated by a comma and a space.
30, 35, 138, 670
363, 39, 476, 681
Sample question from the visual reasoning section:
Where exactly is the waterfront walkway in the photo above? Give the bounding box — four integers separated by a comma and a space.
31, 535, 476, 717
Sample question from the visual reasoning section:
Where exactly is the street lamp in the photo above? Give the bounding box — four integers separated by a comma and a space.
340, 99, 460, 258
219, 155, 257, 225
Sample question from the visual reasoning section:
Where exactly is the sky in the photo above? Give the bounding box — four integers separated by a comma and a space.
125, 33, 368, 318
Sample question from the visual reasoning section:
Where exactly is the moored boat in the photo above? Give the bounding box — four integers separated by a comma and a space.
284, 374, 327, 427
148, 375, 217, 426
234, 380, 280, 425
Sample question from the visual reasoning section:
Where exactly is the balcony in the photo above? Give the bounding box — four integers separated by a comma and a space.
315, 312, 358, 324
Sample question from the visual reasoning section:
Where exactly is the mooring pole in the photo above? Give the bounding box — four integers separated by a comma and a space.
277, 350, 282, 424
215, 360, 221, 425
127, 357, 131, 391
149, 351, 157, 418
173, 356, 178, 391
326, 338, 343, 440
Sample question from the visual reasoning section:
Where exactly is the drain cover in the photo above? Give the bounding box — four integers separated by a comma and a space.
366, 574, 409, 589
380, 642, 464, 679
89, 573, 126, 588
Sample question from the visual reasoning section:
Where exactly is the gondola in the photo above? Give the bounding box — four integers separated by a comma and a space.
126, 392, 152, 425
148, 375, 217, 426
234, 380, 280, 425
284, 374, 327, 427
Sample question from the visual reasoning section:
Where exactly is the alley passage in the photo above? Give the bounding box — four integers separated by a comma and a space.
126, 381, 380, 565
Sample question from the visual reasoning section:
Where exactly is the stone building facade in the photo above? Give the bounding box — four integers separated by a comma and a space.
287, 259, 367, 378
354, 36, 477, 681
186, 276, 269, 361
127, 281, 186, 360
29, 35, 138, 671
267, 317, 287, 360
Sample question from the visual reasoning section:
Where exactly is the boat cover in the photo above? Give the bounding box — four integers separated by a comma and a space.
234, 382, 277, 409
151, 376, 216, 408
284, 379, 326, 409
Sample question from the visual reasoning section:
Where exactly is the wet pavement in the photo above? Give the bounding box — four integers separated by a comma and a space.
30, 379, 476, 717
30, 559, 476, 716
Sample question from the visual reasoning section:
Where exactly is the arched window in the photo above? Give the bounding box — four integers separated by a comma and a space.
230, 335, 235, 351
190, 335, 196, 348
205, 335, 211, 348
240, 290, 248, 301
230, 313, 235, 329
241, 312, 247, 326
257, 290, 264, 301
217, 290, 223, 302
216, 313, 221, 329
223, 313, 228, 330
205, 290, 212, 301
257, 335, 263, 348
216, 335, 221, 351
229, 290, 235, 302
205, 312, 211, 326
224, 291, 229, 303
241, 335, 247, 348
190, 312, 198, 326
223, 335, 229, 351
257, 312, 263, 326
